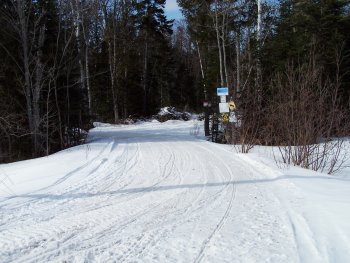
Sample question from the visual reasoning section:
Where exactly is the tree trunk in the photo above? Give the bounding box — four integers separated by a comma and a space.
236, 32, 241, 93
221, 13, 229, 89
72, 0, 88, 114
256, 0, 262, 90
46, 82, 52, 156
214, 0, 224, 87
142, 41, 148, 115
32, 24, 46, 155
103, 1, 119, 123
82, 20, 92, 117
17, 0, 45, 156
257, 0, 262, 42
108, 39, 119, 123
53, 78, 64, 148
196, 40, 210, 136
17, 1, 34, 145
85, 40, 92, 117
196, 40, 207, 98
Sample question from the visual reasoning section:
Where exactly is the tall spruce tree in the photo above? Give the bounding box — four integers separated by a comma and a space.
135, 0, 173, 115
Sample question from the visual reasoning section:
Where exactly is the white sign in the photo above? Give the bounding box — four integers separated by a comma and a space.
229, 112, 237, 123
217, 87, 229, 96
220, 95, 226, 103
219, 103, 229, 113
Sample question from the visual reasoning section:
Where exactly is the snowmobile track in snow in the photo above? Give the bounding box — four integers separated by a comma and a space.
192, 144, 237, 263
2, 120, 347, 262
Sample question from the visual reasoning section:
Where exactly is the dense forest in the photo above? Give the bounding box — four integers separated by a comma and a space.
0, 0, 349, 163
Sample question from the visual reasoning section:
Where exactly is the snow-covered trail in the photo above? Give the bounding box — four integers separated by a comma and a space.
1, 120, 350, 262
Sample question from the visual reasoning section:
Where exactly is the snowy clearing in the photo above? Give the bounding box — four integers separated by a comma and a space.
1, 120, 350, 263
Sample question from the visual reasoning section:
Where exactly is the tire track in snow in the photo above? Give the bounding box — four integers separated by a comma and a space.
0, 141, 113, 210
96, 140, 138, 192
206, 144, 301, 262
109, 142, 185, 262
0, 141, 135, 260
1, 140, 185, 262
8, 139, 134, 224
134, 143, 209, 261
125, 141, 235, 262
0, 141, 121, 232
60, 139, 130, 194
192, 142, 237, 263
1, 138, 236, 263
2, 187, 176, 263
119, 145, 212, 262
121, 140, 235, 262
3, 141, 124, 200
1, 122, 308, 262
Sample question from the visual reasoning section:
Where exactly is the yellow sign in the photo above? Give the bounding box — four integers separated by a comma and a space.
222, 113, 229, 122
229, 101, 236, 111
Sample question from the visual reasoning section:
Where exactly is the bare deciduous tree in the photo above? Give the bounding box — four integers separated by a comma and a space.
267, 55, 349, 174
4, 0, 48, 155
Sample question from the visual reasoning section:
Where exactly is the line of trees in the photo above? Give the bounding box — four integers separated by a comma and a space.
177, 0, 350, 173
1, 0, 349, 165
178, 0, 350, 100
0, 0, 200, 162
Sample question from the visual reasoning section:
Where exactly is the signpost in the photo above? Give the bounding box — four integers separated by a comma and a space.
229, 100, 236, 111
203, 100, 211, 136
229, 112, 237, 123
220, 95, 226, 103
222, 113, 229, 122
219, 103, 229, 113
217, 87, 229, 113
209, 86, 239, 141
217, 87, 229, 96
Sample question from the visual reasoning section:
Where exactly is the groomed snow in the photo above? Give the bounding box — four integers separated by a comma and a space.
1, 120, 350, 263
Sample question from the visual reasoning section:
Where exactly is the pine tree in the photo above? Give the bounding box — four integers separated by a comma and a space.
134, 0, 173, 115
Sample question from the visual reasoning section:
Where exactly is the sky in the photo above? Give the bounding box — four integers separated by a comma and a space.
165, 0, 183, 20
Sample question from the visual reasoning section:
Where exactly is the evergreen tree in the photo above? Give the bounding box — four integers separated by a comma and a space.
135, 0, 173, 115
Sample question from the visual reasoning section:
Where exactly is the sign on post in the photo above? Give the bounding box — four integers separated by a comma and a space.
220, 95, 227, 103
219, 103, 229, 113
229, 100, 236, 111
217, 87, 229, 96
229, 112, 237, 123
222, 113, 229, 122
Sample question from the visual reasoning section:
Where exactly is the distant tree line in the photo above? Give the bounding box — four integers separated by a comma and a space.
177, 0, 350, 105
0, 0, 349, 164
0, 0, 199, 162
177, 0, 350, 173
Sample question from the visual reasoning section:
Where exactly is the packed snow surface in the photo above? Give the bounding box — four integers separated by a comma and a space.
1, 120, 350, 263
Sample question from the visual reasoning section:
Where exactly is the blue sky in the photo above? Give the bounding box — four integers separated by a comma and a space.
164, 0, 279, 21
165, 0, 183, 20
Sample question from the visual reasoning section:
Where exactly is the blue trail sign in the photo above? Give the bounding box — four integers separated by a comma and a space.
217, 87, 229, 96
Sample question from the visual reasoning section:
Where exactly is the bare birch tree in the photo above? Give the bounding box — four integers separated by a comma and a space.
101, 0, 120, 122
2, 0, 48, 155
70, 0, 93, 116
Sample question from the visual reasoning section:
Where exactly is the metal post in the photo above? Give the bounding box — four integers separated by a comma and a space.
203, 99, 210, 136
204, 109, 209, 136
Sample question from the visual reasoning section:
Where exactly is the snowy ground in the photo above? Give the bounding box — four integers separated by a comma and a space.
1, 120, 350, 263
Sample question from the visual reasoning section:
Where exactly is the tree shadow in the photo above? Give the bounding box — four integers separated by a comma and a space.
8, 174, 350, 201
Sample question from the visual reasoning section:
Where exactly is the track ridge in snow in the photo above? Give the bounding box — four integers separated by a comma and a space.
1, 120, 350, 262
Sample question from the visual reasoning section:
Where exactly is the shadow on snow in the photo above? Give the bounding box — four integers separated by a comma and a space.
7, 174, 350, 201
